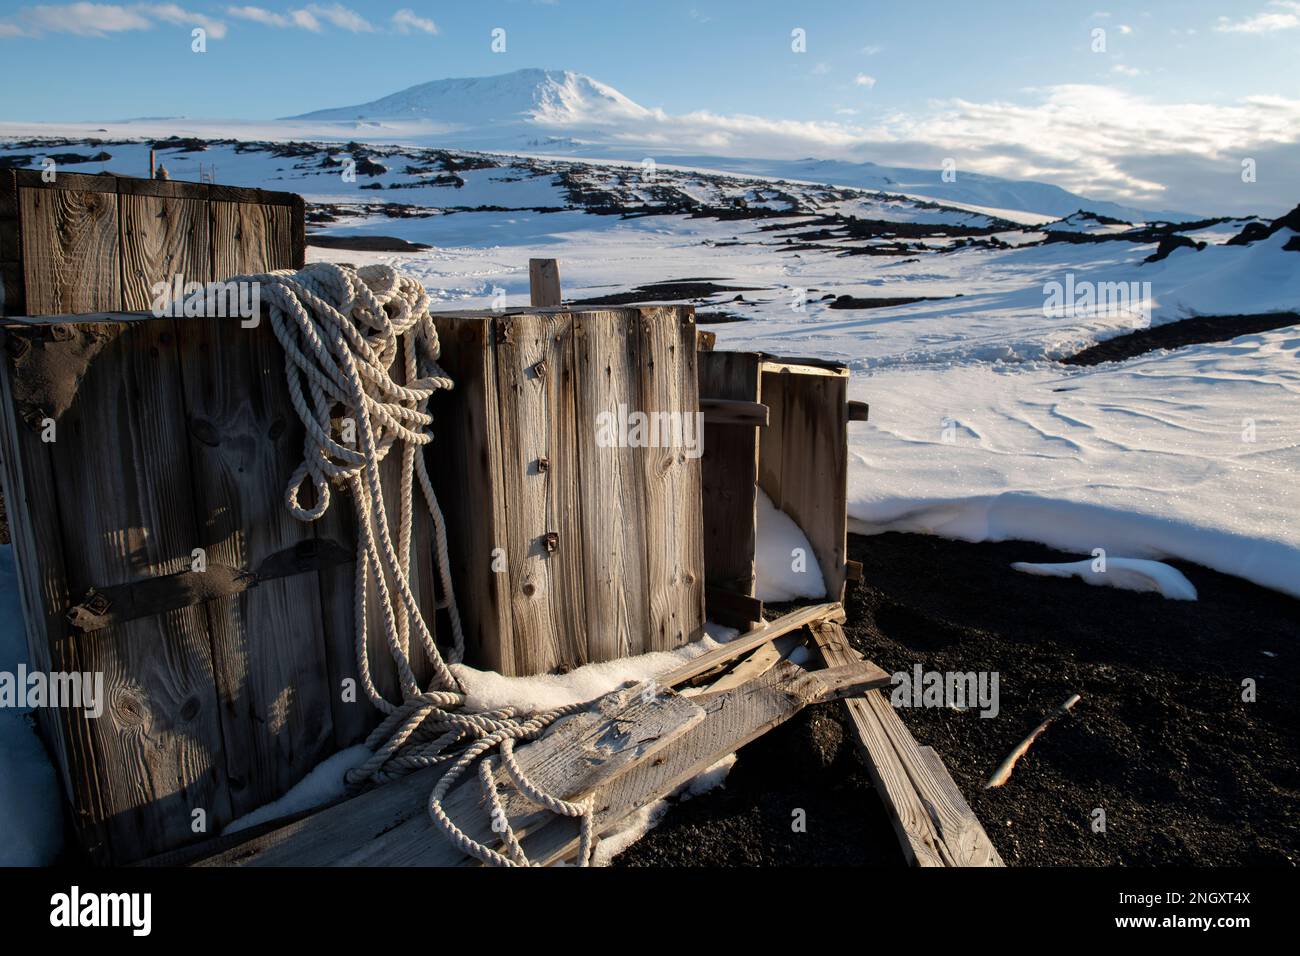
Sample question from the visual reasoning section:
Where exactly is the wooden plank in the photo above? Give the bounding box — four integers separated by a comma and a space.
697, 350, 762, 597
40, 318, 234, 861
761, 368, 849, 603
494, 313, 576, 673
700, 397, 768, 427
704, 585, 763, 631
0, 326, 110, 862
848, 399, 870, 422
210, 200, 294, 278
638, 306, 704, 651
528, 258, 561, 307
202, 680, 705, 867
808, 621, 1004, 867
696, 640, 784, 696
573, 309, 648, 663
428, 315, 513, 673
173, 314, 336, 816
507, 659, 886, 866
661, 601, 845, 687
19, 186, 120, 314
119, 192, 210, 311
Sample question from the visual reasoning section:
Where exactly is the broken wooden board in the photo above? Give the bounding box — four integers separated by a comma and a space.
195, 679, 705, 867
808, 620, 1004, 867
661, 601, 846, 687
496, 657, 892, 866
194, 656, 889, 867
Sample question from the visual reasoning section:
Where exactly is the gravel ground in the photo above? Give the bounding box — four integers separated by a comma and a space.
617, 532, 1299, 867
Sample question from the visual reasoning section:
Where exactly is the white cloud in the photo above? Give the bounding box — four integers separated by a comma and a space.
391, 8, 437, 35
225, 4, 381, 33
533, 82, 1300, 213
0, 3, 226, 39
1216, 2, 1300, 33
1111, 63, 1142, 76
860, 44, 881, 55
1117, 23, 1133, 34
305, 2, 370, 32
854, 73, 876, 88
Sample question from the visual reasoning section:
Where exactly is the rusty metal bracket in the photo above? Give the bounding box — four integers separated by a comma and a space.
65, 537, 353, 633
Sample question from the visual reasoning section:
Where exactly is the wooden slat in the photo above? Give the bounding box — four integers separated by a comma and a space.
700, 397, 768, 427
0, 327, 110, 861
494, 313, 575, 672
19, 186, 120, 314
174, 314, 335, 816
508, 658, 886, 865
573, 309, 648, 662
661, 601, 845, 687
704, 584, 763, 631
697, 350, 762, 597
808, 620, 1004, 867
210, 200, 294, 278
760, 368, 849, 603
40, 319, 233, 860
428, 315, 513, 673
119, 192, 210, 311
528, 258, 561, 307
638, 306, 704, 650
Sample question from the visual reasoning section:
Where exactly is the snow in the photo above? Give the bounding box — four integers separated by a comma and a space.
223, 744, 371, 836
754, 488, 827, 602
0, 546, 64, 866
1011, 557, 1199, 601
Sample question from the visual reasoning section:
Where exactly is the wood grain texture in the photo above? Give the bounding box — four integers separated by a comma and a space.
428, 315, 513, 673
759, 367, 849, 603
0, 328, 110, 861
528, 258, 561, 307
494, 313, 578, 673
119, 193, 210, 311
808, 620, 1004, 867
174, 315, 335, 815
210, 200, 294, 278
19, 187, 120, 314
638, 306, 704, 651
41, 318, 233, 861
697, 350, 762, 599
573, 309, 647, 662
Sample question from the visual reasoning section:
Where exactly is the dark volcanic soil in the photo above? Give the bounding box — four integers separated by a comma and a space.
617, 532, 1299, 867
1061, 312, 1300, 366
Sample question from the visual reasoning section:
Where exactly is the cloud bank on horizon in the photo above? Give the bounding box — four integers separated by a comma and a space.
0, 1, 1297, 217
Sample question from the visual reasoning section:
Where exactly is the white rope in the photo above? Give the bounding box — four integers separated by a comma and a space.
247, 261, 596, 866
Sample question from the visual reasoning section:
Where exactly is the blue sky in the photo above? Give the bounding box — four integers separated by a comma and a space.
0, 1, 1295, 121
1, 1, 1298, 214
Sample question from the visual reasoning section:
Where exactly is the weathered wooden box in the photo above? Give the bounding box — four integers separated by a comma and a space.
698, 351, 862, 625
431, 305, 706, 676
0, 174, 418, 866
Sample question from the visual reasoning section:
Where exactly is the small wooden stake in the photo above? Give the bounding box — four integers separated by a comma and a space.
528, 258, 561, 307
984, 693, 1082, 789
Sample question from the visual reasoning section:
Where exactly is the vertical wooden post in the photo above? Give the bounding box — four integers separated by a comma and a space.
528, 258, 561, 307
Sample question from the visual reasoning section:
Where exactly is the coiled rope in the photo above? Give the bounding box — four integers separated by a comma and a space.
246, 261, 595, 865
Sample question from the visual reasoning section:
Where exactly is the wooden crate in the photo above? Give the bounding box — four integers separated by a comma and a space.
430, 305, 706, 676
0, 169, 305, 317
0, 175, 420, 866
698, 351, 859, 624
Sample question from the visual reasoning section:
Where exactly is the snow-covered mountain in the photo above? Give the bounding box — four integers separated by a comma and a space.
291, 68, 651, 127
286, 69, 1195, 222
